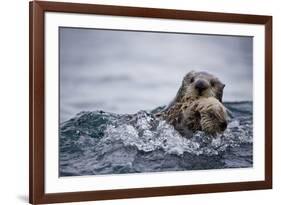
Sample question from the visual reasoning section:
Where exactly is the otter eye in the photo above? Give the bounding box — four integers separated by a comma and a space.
190, 77, 194, 83
210, 80, 216, 87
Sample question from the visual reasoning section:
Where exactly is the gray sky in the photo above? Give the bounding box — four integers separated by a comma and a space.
60, 27, 253, 122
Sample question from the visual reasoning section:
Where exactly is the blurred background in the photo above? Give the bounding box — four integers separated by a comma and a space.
60, 27, 253, 122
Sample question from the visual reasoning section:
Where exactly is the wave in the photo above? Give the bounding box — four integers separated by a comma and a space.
59, 102, 253, 176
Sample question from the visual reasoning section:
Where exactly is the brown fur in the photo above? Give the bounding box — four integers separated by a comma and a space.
156, 71, 227, 137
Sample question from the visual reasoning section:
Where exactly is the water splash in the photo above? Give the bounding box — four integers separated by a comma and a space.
59, 102, 253, 176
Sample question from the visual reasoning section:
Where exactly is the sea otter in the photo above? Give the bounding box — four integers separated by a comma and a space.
156, 71, 228, 137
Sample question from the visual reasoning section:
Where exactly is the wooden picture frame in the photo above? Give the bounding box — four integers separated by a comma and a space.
29, 1, 272, 204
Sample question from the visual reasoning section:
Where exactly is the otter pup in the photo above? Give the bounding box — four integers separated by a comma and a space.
156, 71, 227, 137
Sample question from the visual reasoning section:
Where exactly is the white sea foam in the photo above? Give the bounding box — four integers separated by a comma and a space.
59, 102, 253, 176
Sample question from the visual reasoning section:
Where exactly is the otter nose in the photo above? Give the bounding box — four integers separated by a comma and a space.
195, 80, 209, 92
220, 121, 227, 131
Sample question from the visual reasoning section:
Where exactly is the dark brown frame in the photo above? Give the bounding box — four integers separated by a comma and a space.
29, 1, 272, 204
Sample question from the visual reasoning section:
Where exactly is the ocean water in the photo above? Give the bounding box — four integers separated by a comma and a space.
60, 28, 253, 123
59, 101, 253, 176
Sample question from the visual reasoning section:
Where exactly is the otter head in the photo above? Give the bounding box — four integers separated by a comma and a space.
176, 71, 225, 103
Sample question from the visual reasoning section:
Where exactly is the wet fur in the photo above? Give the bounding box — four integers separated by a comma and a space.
156, 71, 227, 137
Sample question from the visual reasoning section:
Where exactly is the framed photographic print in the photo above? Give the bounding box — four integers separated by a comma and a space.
29, 1, 272, 204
